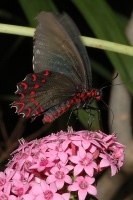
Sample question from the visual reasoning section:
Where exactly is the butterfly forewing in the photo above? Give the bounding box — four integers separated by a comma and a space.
33, 12, 90, 89
56, 13, 92, 88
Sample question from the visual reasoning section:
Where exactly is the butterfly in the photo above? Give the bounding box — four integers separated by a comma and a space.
12, 12, 102, 124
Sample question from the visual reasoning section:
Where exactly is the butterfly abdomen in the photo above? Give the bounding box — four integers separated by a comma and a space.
42, 90, 102, 123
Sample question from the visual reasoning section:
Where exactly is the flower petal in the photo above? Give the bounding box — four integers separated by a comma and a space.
78, 188, 87, 200
87, 185, 97, 196
74, 165, 83, 176
68, 182, 79, 191
56, 180, 64, 190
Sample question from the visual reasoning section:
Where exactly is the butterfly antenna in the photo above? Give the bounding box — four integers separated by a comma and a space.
100, 73, 118, 89
67, 107, 79, 127
67, 110, 73, 127
101, 73, 133, 90
101, 78, 133, 90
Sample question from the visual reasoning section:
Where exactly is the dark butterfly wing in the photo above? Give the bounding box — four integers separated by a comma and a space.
57, 13, 92, 88
12, 12, 92, 123
33, 12, 91, 90
12, 70, 78, 122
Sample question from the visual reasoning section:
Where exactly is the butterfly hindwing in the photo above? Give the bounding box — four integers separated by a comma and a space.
12, 70, 78, 119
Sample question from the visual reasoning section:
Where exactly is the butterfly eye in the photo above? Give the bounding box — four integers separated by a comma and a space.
96, 90, 102, 100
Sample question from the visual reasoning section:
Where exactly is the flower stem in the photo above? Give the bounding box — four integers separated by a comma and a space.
0, 23, 133, 56
0, 23, 34, 37
81, 36, 133, 57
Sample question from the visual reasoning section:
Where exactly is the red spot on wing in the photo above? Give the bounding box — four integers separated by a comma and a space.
53, 112, 57, 117
74, 97, 79, 103
49, 115, 54, 121
57, 110, 61, 115
30, 91, 35, 96
32, 74, 37, 81
44, 116, 51, 123
62, 107, 66, 112
30, 97, 35, 102
41, 79, 46, 83
18, 92, 25, 99
35, 110, 41, 116
66, 104, 71, 108
34, 84, 40, 89
13, 102, 25, 113
40, 106, 44, 112
44, 71, 49, 76
20, 82, 28, 90
25, 108, 31, 118
35, 102, 39, 106
70, 99, 74, 104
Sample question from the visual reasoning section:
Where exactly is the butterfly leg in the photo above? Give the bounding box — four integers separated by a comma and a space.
67, 107, 79, 127
85, 106, 103, 131
85, 108, 95, 129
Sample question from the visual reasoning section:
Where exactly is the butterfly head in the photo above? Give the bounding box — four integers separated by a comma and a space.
86, 89, 102, 101
94, 89, 102, 101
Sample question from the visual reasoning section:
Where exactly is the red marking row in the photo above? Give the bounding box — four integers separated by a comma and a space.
77, 91, 102, 101
17, 92, 80, 122
43, 97, 78, 123
43, 92, 97, 123
87, 90, 101, 100
20, 70, 50, 90
14, 99, 45, 118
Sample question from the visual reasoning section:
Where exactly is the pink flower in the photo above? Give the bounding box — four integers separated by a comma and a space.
11, 179, 29, 197
68, 175, 97, 200
46, 166, 72, 190
99, 153, 118, 176
29, 155, 55, 172
0, 128, 124, 199
80, 131, 103, 149
30, 180, 70, 200
0, 191, 17, 200
0, 172, 7, 190
69, 146, 97, 177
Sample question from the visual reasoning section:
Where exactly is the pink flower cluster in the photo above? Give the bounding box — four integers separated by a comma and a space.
0, 128, 125, 200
